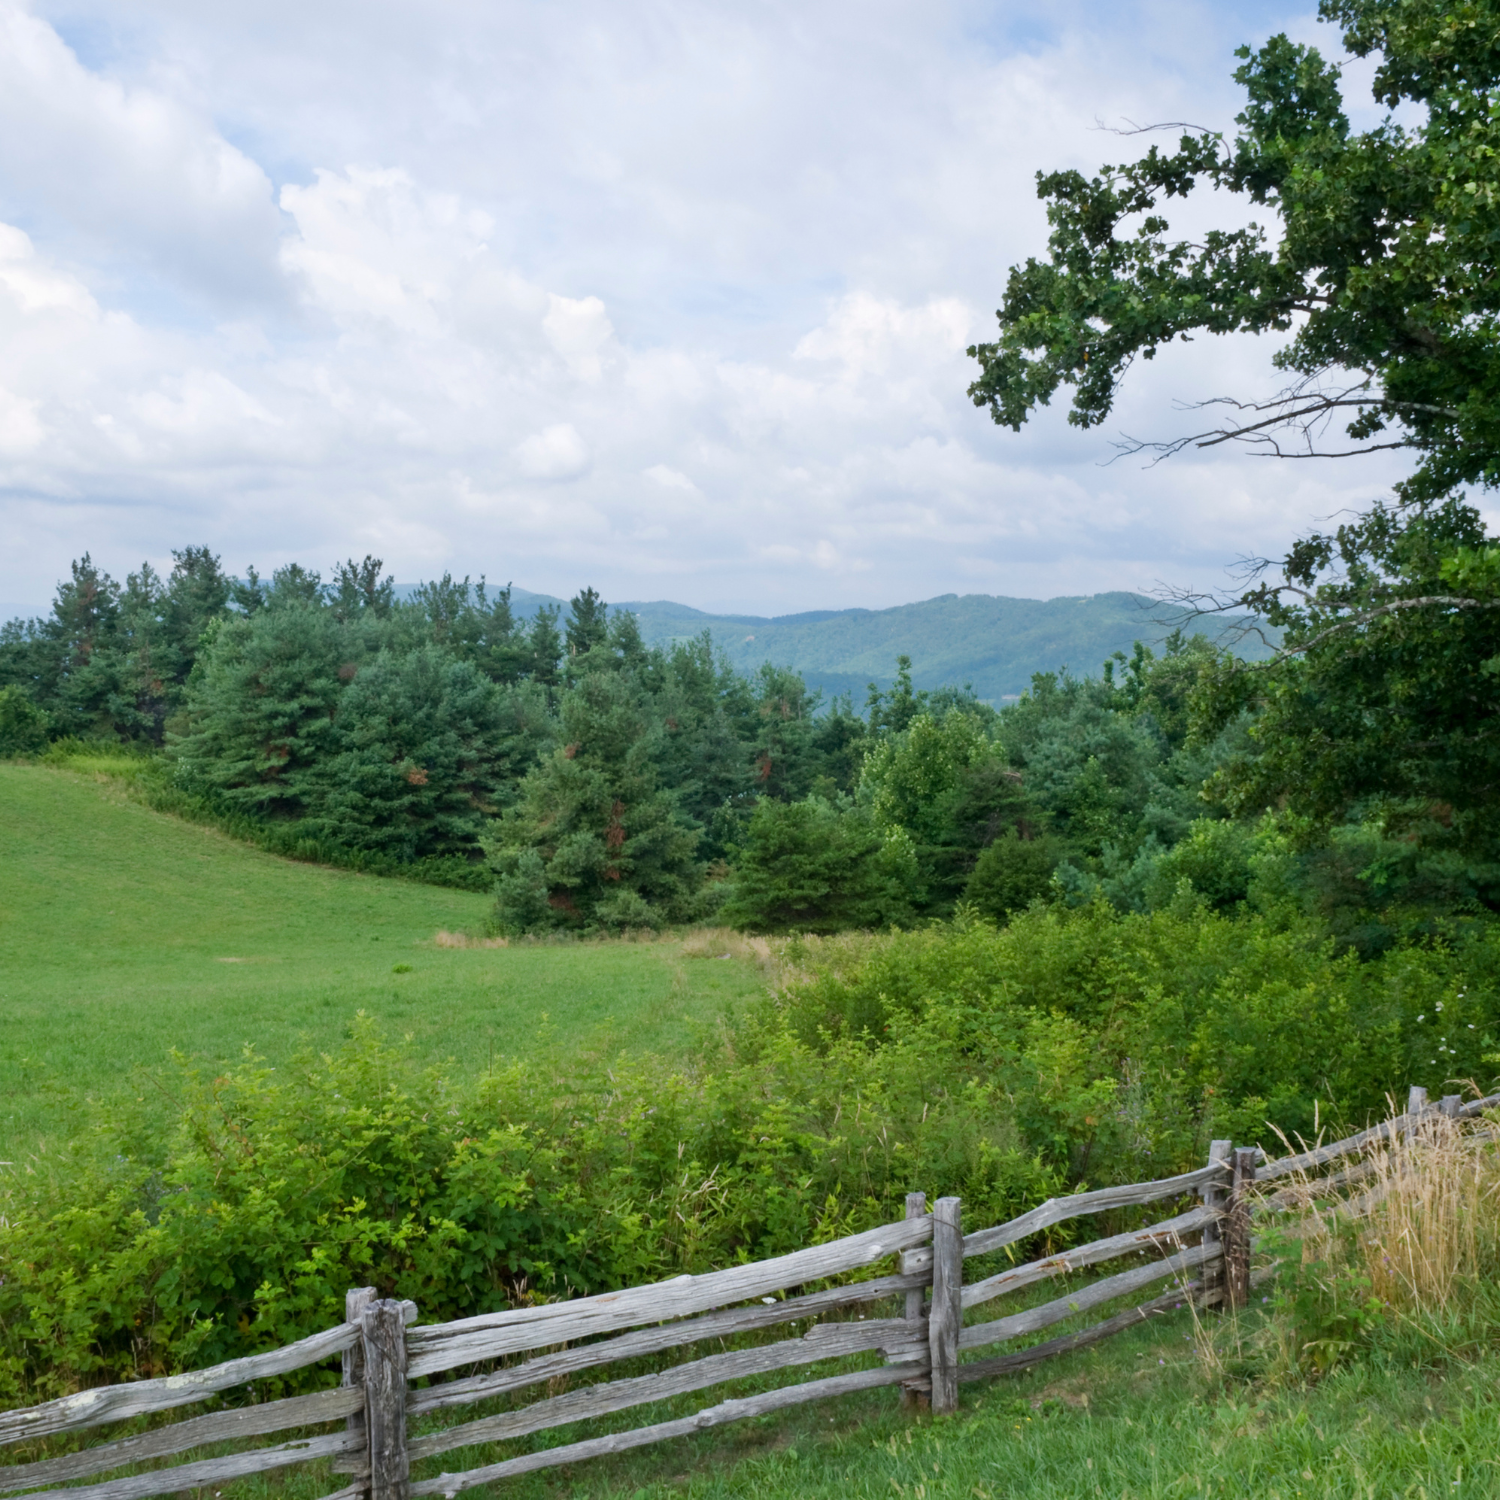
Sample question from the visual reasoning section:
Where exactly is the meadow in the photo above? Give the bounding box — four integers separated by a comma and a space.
0, 764, 767, 1147
5, 761, 1500, 1499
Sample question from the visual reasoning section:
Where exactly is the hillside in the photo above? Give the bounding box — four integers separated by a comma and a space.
495, 588, 1271, 702
0, 764, 766, 1145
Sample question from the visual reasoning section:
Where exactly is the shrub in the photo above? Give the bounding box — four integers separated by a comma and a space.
0, 686, 48, 757
0, 1014, 1066, 1405
768, 901, 1500, 1162
963, 828, 1059, 918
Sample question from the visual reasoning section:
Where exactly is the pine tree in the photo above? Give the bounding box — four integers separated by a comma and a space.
491, 668, 703, 931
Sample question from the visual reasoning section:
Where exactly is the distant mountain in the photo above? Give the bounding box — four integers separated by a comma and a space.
408, 586, 1272, 705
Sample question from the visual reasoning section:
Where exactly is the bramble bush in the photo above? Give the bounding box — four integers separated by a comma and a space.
0, 1016, 1063, 1406
6, 900, 1498, 1406
764, 898, 1500, 1163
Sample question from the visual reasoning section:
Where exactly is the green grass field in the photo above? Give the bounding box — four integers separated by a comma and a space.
0, 765, 767, 1148
6, 761, 1500, 1498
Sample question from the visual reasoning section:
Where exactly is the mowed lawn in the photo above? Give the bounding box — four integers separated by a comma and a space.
0, 765, 767, 1147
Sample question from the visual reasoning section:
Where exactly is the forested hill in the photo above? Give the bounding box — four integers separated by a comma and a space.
469, 588, 1271, 703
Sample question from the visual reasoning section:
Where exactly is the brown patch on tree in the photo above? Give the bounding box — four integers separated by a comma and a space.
603, 799, 626, 878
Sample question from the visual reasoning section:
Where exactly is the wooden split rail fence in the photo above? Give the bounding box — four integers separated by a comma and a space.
2, 1085, 1492, 1500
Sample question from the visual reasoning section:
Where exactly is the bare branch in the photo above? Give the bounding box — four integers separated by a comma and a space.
1091, 116, 1218, 136
1105, 362, 1467, 467
1248, 442, 1412, 458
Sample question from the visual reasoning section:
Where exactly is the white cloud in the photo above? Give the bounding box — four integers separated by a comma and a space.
643, 464, 699, 495
0, 1, 280, 304
0, 0, 1408, 619
515, 423, 592, 481
0, 389, 44, 455
544, 294, 613, 382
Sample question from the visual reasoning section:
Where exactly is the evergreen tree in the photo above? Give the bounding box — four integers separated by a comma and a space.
564, 587, 609, 670
330, 556, 395, 621
526, 605, 564, 691
300, 645, 509, 860
172, 605, 356, 818
491, 668, 704, 931
720, 797, 916, 934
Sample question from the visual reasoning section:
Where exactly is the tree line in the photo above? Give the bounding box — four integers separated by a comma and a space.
5, 541, 1483, 949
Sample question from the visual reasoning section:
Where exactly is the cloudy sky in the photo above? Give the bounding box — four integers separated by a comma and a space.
0, 0, 1415, 619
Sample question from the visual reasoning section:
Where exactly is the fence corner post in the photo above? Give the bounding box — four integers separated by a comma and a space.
928, 1196, 962, 1416
362, 1298, 410, 1500
901, 1191, 928, 1410
1200, 1141, 1232, 1310
1441, 1093, 1462, 1120
335, 1288, 377, 1484
1225, 1147, 1255, 1311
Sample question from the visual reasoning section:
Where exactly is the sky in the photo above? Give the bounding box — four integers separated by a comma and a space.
0, 0, 1420, 620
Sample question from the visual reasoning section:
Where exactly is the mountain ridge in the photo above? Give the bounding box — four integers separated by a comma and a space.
441, 587, 1272, 704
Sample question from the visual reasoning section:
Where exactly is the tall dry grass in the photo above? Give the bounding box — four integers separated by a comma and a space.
1268, 1107, 1500, 1318
432, 930, 510, 949
1186, 1106, 1500, 1384
677, 926, 890, 993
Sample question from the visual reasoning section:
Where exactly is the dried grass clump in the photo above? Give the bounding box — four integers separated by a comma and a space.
1268, 1104, 1500, 1317
432, 930, 510, 949
678, 926, 798, 985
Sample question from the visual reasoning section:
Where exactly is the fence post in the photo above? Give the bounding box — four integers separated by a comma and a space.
901, 1191, 927, 1410
928, 1196, 962, 1415
335, 1288, 377, 1485
1440, 1093, 1462, 1120
1200, 1140, 1232, 1309
361, 1299, 410, 1500
1224, 1147, 1256, 1311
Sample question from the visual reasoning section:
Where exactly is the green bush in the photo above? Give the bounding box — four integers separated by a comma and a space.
0, 1016, 1062, 1405
771, 901, 1500, 1163
8, 897, 1500, 1405
963, 828, 1059, 918
0, 686, 48, 757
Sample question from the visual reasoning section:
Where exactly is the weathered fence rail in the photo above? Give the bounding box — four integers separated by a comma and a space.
3, 1086, 1493, 1500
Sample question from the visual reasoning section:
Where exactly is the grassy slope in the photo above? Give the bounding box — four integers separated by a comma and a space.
0, 765, 764, 1147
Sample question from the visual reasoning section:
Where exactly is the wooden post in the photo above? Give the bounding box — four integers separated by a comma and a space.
1200, 1140, 1232, 1309
1404, 1085, 1429, 1139
1224, 1148, 1255, 1311
335, 1288, 377, 1482
1440, 1094, 1462, 1120
901, 1192, 927, 1410
928, 1196, 962, 1415
361, 1299, 409, 1500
